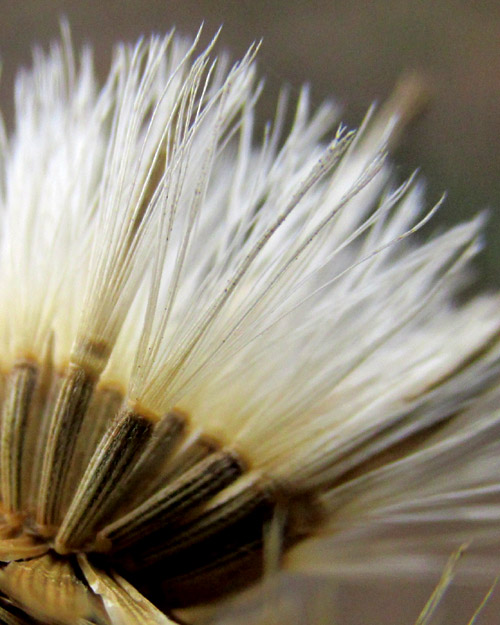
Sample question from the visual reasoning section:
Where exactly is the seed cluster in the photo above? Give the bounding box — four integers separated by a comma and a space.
0, 358, 319, 621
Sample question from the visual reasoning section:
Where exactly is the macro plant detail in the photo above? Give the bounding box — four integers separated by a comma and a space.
0, 25, 500, 625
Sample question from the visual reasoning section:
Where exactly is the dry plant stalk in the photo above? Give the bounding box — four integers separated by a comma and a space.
0, 24, 499, 625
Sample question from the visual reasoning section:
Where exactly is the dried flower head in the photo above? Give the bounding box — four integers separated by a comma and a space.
0, 25, 499, 625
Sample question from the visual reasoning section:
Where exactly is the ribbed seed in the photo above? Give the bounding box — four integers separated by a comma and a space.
0, 363, 37, 516
25, 338, 56, 514
55, 407, 155, 553
132, 476, 276, 569
128, 477, 278, 607
36, 364, 95, 530
111, 411, 187, 514
100, 449, 244, 552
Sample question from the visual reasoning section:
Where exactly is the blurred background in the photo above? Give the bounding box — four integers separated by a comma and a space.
1, 0, 499, 287
0, 2, 499, 622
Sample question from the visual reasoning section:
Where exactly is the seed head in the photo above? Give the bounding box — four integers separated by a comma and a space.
0, 25, 499, 625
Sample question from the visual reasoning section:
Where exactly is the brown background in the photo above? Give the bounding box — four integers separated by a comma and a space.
1, 2, 500, 622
